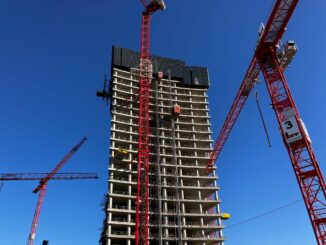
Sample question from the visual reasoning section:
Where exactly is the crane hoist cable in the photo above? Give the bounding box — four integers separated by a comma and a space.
254, 91, 272, 148
225, 199, 302, 230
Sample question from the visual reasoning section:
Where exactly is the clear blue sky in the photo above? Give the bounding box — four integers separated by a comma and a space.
0, 1, 325, 244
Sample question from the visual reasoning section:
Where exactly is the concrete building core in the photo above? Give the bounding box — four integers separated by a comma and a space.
100, 46, 225, 245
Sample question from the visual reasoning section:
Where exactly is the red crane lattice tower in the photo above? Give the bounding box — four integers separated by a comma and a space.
27, 136, 88, 245
206, 1, 326, 244
135, 1, 165, 245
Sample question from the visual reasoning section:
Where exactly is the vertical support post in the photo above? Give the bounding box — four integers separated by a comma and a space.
167, 70, 182, 244
154, 67, 163, 245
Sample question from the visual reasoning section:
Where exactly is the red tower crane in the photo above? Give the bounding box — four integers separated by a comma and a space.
27, 136, 88, 245
136, 1, 165, 244
207, 1, 326, 244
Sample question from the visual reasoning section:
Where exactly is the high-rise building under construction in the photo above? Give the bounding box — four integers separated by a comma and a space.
100, 46, 225, 245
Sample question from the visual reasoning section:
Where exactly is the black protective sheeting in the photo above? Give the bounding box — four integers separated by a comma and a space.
191, 66, 210, 87
121, 48, 139, 68
111, 45, 210, 88
182, 67, 192, 86
112, 46, 122, 67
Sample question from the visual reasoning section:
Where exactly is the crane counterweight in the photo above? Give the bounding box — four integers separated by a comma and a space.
277, 40, 298, 70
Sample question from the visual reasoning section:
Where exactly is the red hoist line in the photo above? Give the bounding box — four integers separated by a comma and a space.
136, 1, 165, 245
207, 0, 326, 244
27, 137, 88, 245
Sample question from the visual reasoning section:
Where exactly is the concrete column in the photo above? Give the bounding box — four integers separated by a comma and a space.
110, 183, 113, 194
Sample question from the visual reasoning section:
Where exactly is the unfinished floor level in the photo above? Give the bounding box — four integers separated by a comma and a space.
100, 46, 225, 245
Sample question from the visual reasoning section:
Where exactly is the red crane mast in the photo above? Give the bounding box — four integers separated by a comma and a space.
207, 1, 326, 244
27, 137, 88, 245
136, 1, 165, 244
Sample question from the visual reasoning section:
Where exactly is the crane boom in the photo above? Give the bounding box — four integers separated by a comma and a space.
0, 173, 97, 181
206, 56, 260, 171
27, 137, 88, 245
259, 0, 298, 45
33, 137, 87, 193
207, 0, 326, 244
207, 0, 298, 172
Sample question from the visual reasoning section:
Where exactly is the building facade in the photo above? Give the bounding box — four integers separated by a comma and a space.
100, 46, 225, 245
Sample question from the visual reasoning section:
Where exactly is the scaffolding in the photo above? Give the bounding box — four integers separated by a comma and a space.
154, 68, 163, 245
167, 70, 183, 244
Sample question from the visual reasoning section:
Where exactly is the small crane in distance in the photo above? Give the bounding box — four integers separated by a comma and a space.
96, 74, 111, 103
27, 136, 90, 245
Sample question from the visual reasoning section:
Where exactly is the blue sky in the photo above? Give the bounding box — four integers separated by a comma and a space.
0, 1, 325, 244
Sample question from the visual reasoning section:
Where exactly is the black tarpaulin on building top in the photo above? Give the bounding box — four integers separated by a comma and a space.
111, 45, 210, 88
